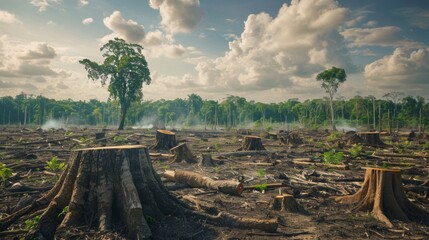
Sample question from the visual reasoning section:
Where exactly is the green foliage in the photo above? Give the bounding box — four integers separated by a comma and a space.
308, 165, 316, 170
256, 169, 266, 178
0, 163, 13, 184
113, 135, 126, 144
253, 183, 267, 192
25, 215, 41, 231
213, 142, 222, 151
79, 38, 151, 130
145, 215, 156, 224
214, 166, 219, 174
349, 144, 363, 158
327, 132, 341, 142
401, 140, 411, 149
45, 156, 66, 172
58, 205, 69, 217
322, 151, 343, 165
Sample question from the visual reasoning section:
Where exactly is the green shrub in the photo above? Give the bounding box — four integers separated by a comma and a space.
256, 169, 266, 178
349, 144, 362, 158
25, 216, 41, 231
45, 156, 66, 172
253, 183, 267, 192
0, 163, 13, 185
327, 132, 341, 142
323, 151, 343, 165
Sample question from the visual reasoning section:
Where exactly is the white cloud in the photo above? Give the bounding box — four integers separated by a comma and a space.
350, 49, 375, 56
365, 48, 429, 88
79, 0, 89, 6
101, 11, 198, 59
30, 0, 61, 12
188, 0, 354, 93
207, 27, 216, 31
149, 0, 202, 33
82, 17, 93, 25
396, 8, 429, 29
0, 10, 21, 24
341, 26, 424, 49
103, 11, 145, 43
19, 43, 57, 59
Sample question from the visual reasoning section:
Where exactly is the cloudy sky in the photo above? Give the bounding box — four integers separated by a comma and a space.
0, 0, 428, 102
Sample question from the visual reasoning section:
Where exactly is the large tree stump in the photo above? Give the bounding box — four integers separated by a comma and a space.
16, 145, 276, 239
170, 143, 197, 163
357, 132, 385, 146
238, 135, 266, 151
151, 130, 177, 151
336, 168, 429, 227
278, 131, 303, 145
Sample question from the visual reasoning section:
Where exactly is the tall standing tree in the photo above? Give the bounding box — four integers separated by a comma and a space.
80, 38, 151, 130
316, 66, 347, 131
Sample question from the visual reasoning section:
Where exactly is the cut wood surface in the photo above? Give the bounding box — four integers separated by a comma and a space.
164, 169, 244, 196
237, 135, 266, 151
151, 130, 177, 151
336, 167, 429, 227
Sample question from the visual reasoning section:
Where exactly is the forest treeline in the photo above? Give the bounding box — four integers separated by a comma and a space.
0, 92, 427, 131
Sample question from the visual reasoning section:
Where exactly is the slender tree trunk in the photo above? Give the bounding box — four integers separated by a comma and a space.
373, 98, 376, 130
329, 94, 336, 131
118, 104, 127, 130
378, 104, 382, 132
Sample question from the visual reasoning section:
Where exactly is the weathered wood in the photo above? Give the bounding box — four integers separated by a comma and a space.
170, 143, 197, 163
357, 132, 385, 146
336, 168, 429, 227
200, 154, 215, 167
271, 194, 303, 213
237, 136, 266, 151
217, 150, 270, 157
164, 169, 244, 196
151, 130, 177, 151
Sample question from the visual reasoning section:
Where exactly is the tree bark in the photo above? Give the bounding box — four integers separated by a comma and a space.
357, 132, 385, 146
15, 145, 276, 239
163, 169, 244, 196
336, 168, 429, 227
237, 136, 266, 151
118, 104, 127, 131
151, 130, 177, 151
170, 143, 197, 163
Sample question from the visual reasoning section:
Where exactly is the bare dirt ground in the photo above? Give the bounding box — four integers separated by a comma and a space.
0, 126, 428, 239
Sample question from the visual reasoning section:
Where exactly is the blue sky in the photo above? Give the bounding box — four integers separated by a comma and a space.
0, 0, 428, 102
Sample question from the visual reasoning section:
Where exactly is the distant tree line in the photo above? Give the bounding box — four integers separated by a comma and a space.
0, 92, 427, 131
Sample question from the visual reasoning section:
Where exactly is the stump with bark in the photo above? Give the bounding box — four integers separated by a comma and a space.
343, 131, 364, 145
170, 143, 197, 164
278, 131, 303, 145
238, 136, 266, 151
357, 132, 385, 146
336, 168, 429, 227
200, 154, 215, 167
151, 130, 177, 151
95, 132, 107, 145
271, 194, 303, 213
1, 145, 277, 239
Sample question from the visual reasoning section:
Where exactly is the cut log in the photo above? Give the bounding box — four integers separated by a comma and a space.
163, 170, 244, 196
170, 143, 197, 163
151, 130, 177, 151
271, 194, 303, 213
336, 168, 429, 227
357, 132, 385, 146
237, 136, 266, 151
200, 154, 215, 167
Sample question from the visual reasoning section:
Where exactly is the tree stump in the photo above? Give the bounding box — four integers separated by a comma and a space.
336, 168, 429, 227
16, 145, 277, 239
357, 132, 385, 146
278, 131, 303, 145
200, 153, 215, 167
151, 130, 177, 151
170, 143, 197, 163
271, 194, 303, 213
95, 132, 107, 145
238, 136, 266, 151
